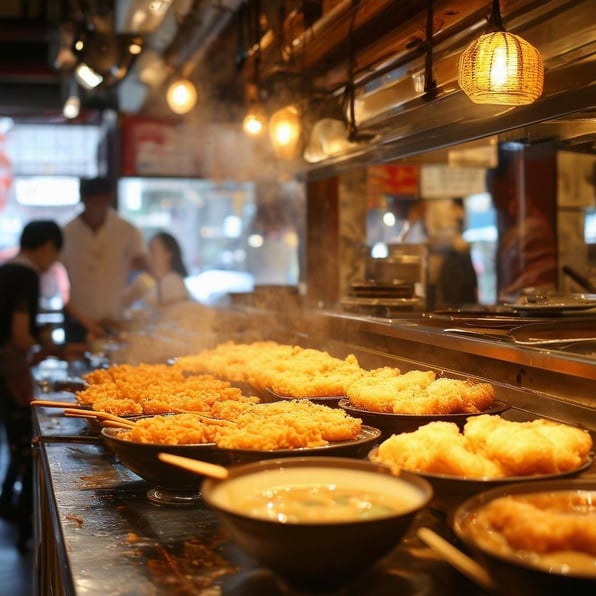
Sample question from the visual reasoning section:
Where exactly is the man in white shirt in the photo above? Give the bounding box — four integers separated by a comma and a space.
61, 178, 147, 341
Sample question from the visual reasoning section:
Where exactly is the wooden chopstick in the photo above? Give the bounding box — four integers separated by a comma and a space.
417, 528, 496, 592
158, 452, 229, 479
63, 408, 136, 428
31, 399, 85, 408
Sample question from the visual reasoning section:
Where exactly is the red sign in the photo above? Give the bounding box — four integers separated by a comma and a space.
367, 164, 419, 197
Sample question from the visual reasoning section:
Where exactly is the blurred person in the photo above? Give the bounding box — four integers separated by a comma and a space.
486, 161, 557, 300
424, 199, 478, 309
396, 200, 428, 243
0, 220, 83, 550
124, 232, 191, 308
61, 178, 148, 341
435, 200, 478, 307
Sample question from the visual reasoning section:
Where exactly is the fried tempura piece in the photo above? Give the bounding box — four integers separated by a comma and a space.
468, 494, 596, 557
373, 415, 593, 479
347, 368, 494, 415
464, 415, 593, 475
117, 400, 362, 450
268, 351, 364, 397
373, 421, 503, 477
347, 368, 435, 412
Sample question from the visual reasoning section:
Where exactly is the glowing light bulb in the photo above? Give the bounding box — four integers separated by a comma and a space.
166, 78, 197, 115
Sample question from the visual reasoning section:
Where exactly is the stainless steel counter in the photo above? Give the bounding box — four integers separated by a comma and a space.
306, 311, 596, 430
32, 399, 491, 596
30, 315, 596, 595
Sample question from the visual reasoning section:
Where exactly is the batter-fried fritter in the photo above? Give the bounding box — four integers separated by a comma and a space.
463, 415, 593, 475
76, 364, 259, 416
174, 342, 364, 397
462, 492, 596, 574
347, 368, 494, 415
372, 421, 502, 477
372, 415, 593, 479
117, 400, 362, 450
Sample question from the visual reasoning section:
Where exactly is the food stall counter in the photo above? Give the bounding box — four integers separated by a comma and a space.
32, 398, 487, 596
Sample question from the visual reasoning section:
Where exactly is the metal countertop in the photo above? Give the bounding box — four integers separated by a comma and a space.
33, 399, 486, 596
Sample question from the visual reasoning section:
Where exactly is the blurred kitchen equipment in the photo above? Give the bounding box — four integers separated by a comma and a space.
562, 265, 596, 293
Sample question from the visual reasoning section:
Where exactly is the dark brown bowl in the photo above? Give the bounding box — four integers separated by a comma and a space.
340, 399, 510, 438
452, 479, 596, 595
201, 456, 433, 591
101, 427, 226, 504
100, 424, 382, 504
370, 447, 594, 512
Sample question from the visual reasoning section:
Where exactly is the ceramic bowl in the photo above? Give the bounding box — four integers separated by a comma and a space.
452, 478, 596, 595
201, 456, 433, 591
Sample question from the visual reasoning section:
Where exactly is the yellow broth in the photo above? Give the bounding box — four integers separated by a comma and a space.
242, 485, 412, 522
210, 466, 425, 523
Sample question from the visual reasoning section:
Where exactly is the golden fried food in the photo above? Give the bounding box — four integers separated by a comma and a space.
269, 351, 364, 397
373, 421, 502, 477
175, 341, 365, 397
76, 364, 259, 416
462, 492, 596, 575
463, 415, 593, 475
372, 415, 593, 479
117, 400, 362, 450
347, 367, 494, 415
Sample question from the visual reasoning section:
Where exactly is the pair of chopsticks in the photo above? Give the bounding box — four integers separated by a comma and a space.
31, 400, 135, 429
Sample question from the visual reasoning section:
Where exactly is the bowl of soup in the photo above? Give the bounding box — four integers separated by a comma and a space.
452, 479, 596, 596
201, 456, 432, 591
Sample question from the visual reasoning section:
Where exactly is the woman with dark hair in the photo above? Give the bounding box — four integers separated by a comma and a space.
136, 232, 190, 307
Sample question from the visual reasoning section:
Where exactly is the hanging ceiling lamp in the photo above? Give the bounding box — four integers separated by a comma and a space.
243, 104, 267, 136
458, 0, 544, 105
166, 78, 197, 114
269, 104, 301, 159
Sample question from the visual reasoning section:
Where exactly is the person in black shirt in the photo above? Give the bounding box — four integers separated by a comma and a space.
0, 220, 69, 551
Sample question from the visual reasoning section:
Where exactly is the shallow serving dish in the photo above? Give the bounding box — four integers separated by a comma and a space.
369, 447, 593, 512
452, 479, 596, 595
201, 456, 433, 591
101, 424, 382, 505
340, 399, 510, 437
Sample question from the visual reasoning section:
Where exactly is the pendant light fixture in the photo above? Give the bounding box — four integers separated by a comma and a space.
269, 104, 301, 158
243, 104, 267, 136
166, 77, 197, 115
458, 0, 544, 105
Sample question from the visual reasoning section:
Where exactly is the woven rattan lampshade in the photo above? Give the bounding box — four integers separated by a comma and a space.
458, 30, 544, 105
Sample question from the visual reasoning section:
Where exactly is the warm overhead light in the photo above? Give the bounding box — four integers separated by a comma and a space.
63, 96, 80, 119
128, 40, 143, 55
458, 0, 543, 105
74, 39, 84, 52
269, 105, 301, 158
242, 105, 267, 137
148, 0, 172, 14
166, 78, 197, 114
75, 63, 104, 89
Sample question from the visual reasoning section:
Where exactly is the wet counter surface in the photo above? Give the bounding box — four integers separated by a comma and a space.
33, 401, 487, 596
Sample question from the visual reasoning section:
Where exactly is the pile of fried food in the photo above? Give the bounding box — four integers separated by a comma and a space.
77, 364, 259, 416
371, 415, 593, 478
174, 341, 495, 415
174, 341, 364, 397
115, 400, 362, 450
460, 491, 596, 575
345, 367, 495, 415
79, 341, 500, 419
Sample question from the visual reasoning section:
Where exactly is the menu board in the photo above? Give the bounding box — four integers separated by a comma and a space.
121, 116, 200, 177
420, 164, 486, 198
